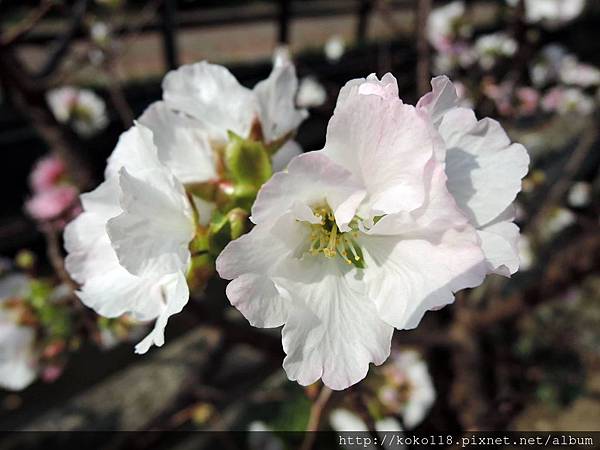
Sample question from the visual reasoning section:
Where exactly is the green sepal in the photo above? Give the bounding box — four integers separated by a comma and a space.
207, 212, 232, 257
224, 130, 272, 189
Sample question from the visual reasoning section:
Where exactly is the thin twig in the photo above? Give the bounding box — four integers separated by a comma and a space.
300, 385, 334, 450
0, 0, 55, 47
527, 122, 599, 233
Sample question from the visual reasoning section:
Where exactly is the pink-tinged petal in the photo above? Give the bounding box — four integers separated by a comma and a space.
281, 258, 393, 390
139, 102, 217, 184
25, 186, 78, 221
335, 73, 399, 110
416, 76, 460, 126
323, 90, 436, 216
251, 152, 365, 231
253, 60, 308, 144
162, 61, 256, 142
217, 214, 303, 327
29, 156, 65, 192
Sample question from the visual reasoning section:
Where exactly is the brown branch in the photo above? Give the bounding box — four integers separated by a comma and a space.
528, 122, 599, 234
0, 0, 55, 47
300, 385, 334, 450
42, 225, 76, 291
416, 0, 432, 96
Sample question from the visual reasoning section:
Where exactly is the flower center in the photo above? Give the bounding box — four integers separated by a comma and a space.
308, 205, 365, 268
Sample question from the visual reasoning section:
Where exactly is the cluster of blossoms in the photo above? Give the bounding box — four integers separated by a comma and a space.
25, 155, 81, 226
47, 86, 108, 137
63, 53, 528, 389
428, 0, 599, 120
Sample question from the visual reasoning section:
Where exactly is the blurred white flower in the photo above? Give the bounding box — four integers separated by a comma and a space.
507, 0, 586, 28
567, 182, 592, 208
427, 1, 470, 52
530, 44, 568, 87
540, 207, 576, 240
297, 76, 327, 108
157, 57, 308, 172
324, 35, 345, 62
378, 350, 436, 429
90, 21, 110, 46
217, 73, 527, 390
46, 86, 108, 137
474, 32, 517, 70
0, 274, 38, 391
542, 87, 595, 115
559, 55, 600, 88
330, 409, 403, 449
247, 421, 284, 450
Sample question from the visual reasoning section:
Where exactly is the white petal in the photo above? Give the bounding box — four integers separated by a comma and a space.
361, 232, 485, 329
225, 274, 288, 328
253, 61, 308, 144
323, 90, 436, 216
135, 271, 189, 354
360, 166, 486, 329
281, 258, 393, 390
251, 152, 366, 231
440, 108, 530, 226
0, 322, 37, 391
162, 61, 256, 141
138, 102, 217, 184
105, 124, 163, 179
271, 139, 302, 172
107, 167, 195, 276
416, 75, 460, 125
477, 206, 520, 276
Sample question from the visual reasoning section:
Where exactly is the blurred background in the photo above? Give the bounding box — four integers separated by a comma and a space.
0, 0, 600, 447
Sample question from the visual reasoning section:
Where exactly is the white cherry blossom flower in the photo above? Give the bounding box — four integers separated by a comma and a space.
568, 182, 592, 208
65, 124, 196, 354
46, 86, 108, 137
559, 55, 600, 88
427, 1, 471, 52
324, 36, 346, 63
417, 76, 530, 276
161, 57, 307, 152
217, 74, 501, 390
507, 0, 586, 28
377, 350, 435, 429
0, 274, 38, 391
330, 409, 403, 450
474, 32, 517, 70
297, 76, 327, 108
